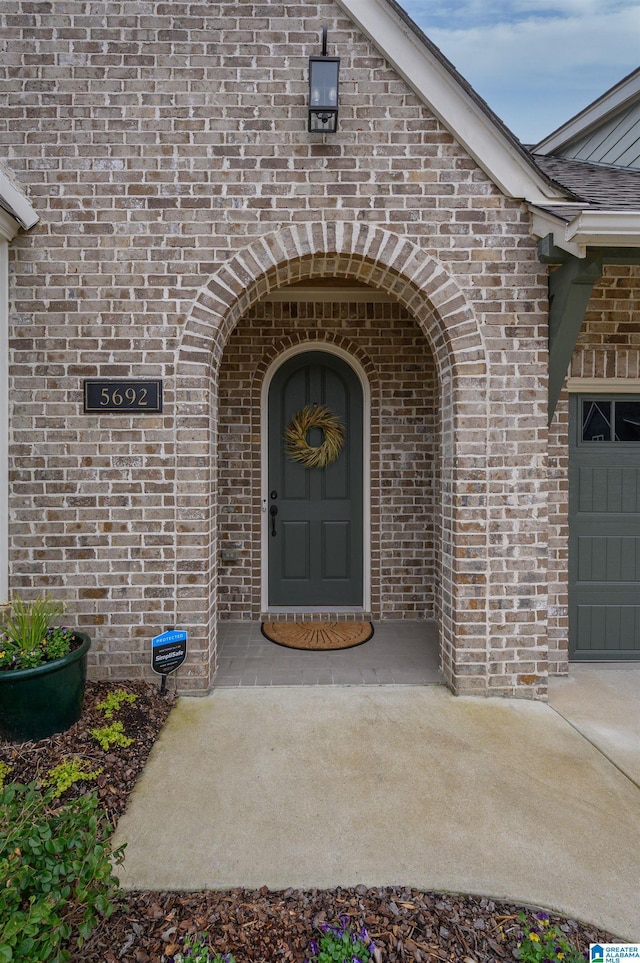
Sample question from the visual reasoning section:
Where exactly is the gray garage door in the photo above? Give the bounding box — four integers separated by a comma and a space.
569, 395, 640, 660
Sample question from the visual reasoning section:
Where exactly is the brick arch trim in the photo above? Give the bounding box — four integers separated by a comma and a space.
177, 221, 486, 378
173, 222, 488, 695
252, 330, 379, 392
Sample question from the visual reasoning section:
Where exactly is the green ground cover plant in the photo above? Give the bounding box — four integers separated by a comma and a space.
89, 720, 134, 751
44, 759, 103, 799
95, 689, 138, 719
0, 762, 12, 789
0, 781, 124, 963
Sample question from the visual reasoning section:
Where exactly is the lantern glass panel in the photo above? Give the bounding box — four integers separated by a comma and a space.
310, 59, 339, 108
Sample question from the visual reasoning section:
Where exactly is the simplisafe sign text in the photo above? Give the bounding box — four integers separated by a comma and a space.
152, 630, 187, 676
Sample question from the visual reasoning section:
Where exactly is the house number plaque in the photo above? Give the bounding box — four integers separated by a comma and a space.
83, 379, 163, 413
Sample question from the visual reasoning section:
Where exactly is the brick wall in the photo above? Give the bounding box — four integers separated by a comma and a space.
573, 265, 640, 379
2, 1, 550, 695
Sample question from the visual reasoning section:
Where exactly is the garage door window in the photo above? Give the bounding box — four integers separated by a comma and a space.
582, 399, 640, 442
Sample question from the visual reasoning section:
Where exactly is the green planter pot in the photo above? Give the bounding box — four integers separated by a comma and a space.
0, 632, 91, 742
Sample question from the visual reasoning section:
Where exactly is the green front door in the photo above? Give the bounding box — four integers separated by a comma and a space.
268, 351, 363, 607
569, 395, 640, 659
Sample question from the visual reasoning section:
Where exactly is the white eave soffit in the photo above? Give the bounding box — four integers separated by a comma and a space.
335, 0, 566, 204
529, 206, 640, 258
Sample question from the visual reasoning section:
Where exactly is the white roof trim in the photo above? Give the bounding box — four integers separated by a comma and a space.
335, 0, 566, 203
535, 69, 640, 155
0, 169, 38, 234
529, 208, 585, 257
566, 210, 640, 247
529, 206, 640, 257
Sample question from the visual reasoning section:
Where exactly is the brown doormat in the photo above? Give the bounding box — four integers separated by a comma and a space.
261, 621, 374, 651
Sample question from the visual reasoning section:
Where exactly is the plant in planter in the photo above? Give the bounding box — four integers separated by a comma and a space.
0, 595, 91, 743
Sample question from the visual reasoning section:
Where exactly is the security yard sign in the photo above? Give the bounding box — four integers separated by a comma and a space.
152, 629, 187, 677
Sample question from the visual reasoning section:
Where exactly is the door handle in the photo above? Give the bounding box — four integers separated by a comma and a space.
270, 504, 278, 537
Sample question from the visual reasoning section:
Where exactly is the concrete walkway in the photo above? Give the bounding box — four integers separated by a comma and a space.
549, 664, 640, 789
113, 672, 640, 942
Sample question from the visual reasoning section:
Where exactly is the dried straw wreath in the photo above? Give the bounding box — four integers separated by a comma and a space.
284, 404, 345, 469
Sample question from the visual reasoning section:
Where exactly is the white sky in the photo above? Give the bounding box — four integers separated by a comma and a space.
398, 0, 640, 143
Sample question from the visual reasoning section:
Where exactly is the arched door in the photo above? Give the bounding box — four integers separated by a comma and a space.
267, 351, 363, 606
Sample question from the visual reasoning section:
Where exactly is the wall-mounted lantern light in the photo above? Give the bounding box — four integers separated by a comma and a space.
308, 27, 340, 133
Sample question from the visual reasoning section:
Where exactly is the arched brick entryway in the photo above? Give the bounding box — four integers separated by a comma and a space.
174, 222, 487, 694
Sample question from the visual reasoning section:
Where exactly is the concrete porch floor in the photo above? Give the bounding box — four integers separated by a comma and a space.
213, 620, 443, 686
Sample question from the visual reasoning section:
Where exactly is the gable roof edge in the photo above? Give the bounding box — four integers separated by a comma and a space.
534, 68, 640, 156
335, 0, 567, 203
0, 167, 38, 237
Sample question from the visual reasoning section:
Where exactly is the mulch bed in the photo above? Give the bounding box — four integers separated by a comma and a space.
1, 681, 616, 962
0, 680, 174, 827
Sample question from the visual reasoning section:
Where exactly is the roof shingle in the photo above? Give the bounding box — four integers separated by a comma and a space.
531, 154, 640, 212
